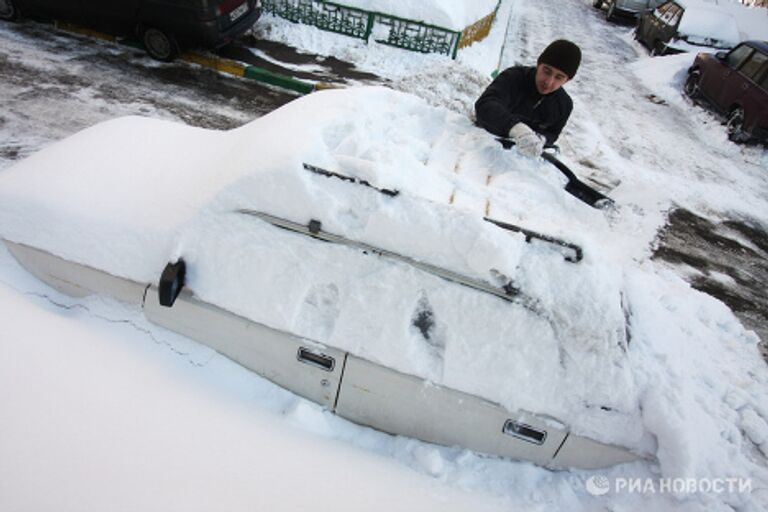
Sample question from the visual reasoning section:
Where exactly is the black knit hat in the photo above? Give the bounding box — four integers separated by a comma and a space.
537, 40, 582, 78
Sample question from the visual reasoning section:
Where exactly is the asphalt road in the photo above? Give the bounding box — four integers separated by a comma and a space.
654, 209, 768, 354
0, 19, 297, 169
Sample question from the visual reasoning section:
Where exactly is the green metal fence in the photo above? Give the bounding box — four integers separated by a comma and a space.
262, 0, 498, 58
264, 0, 373, 40
372, 13, 460, 57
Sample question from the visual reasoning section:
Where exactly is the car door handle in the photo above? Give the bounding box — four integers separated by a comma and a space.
502, 420, 547, 445
742, 83, 749, 90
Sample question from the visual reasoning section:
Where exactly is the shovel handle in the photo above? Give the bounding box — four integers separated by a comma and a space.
496, 137, 613, 209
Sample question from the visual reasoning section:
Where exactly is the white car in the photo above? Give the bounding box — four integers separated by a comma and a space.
635, 0, 743, 55
0, 86, 642, 469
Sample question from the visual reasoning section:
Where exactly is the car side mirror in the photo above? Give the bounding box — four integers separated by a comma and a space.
715, 51, 727, 60
159, 259, 186, 307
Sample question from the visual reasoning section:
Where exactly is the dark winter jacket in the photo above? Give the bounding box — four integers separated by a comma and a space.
475, 66, 573, 146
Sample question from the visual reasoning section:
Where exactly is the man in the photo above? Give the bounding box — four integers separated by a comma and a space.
475, 39, 581, 158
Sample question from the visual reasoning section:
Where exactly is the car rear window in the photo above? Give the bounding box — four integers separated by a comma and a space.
740, 51, 768, 83
654, 2, 673, 18
660, 3, 682, 25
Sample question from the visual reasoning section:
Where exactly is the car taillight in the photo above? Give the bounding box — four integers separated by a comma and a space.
216, 0, 247, 16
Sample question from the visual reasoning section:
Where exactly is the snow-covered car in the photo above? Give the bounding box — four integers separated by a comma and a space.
0, 86, 645, 469
592, 0, 664, 22
0, 0, 262, 61
685, 40, 768, 143
635, 0, 740, 55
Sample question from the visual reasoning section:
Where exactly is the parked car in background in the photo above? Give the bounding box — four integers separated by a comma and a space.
0, 0, 262, 61
592, 0, 664, 23
635, 0, 740, 55
685, 40, 768, 143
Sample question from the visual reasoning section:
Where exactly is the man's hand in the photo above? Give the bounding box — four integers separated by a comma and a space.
508, 123, 544, 158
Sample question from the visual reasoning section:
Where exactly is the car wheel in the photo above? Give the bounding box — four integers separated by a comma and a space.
593, 0, 603, 8
606, 1, 617, 21
683, 70, 701, 99
142, 27, 179, 62
726, 107, 750, 143
0, 0, 19, 21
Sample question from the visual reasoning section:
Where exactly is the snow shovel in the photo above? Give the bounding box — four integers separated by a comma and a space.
497, 138, 614, 209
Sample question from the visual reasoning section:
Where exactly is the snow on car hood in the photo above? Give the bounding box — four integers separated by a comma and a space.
0, 86, 637, 442
678, 4, 740, 48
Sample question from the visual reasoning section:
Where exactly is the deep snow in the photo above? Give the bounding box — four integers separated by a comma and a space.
1, 0, 768, 510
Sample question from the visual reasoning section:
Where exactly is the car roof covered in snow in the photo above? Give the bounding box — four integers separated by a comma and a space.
676, 0, 768, 43
673, 0, 741, 47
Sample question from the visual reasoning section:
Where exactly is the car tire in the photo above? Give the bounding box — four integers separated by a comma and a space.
606, 1, 617, 21
726, 107, 749, 143
593, 0, 604, 8
142, 27, 179, 62
684, 70, 702, 99
0, 0, 19, 21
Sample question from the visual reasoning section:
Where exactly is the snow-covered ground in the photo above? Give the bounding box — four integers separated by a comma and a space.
0, 257, 517, 512
1, 0, 768, 510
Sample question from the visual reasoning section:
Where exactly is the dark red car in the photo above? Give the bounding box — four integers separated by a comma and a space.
684, 40, 768, 143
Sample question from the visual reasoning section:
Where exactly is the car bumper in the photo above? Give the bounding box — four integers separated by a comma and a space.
192, 5, 262, 48
214, 6, 262, 47
613, 1, 652, 16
